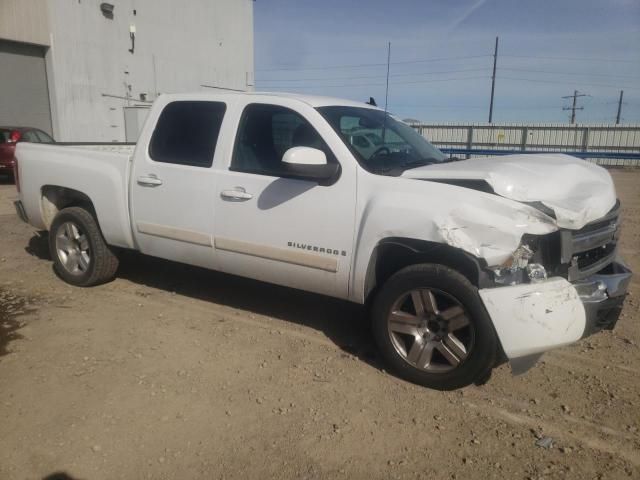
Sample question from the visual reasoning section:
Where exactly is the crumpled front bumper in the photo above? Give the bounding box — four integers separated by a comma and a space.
478, 259, 632, 374
573, 260, 632, 337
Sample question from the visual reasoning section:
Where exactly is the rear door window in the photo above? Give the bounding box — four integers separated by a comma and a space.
35, 130, 54, 143
21, 131, 40, 142
149, 101, 226, 167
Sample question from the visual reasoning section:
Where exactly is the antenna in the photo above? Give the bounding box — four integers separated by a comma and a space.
384, 42, 391, 114
382, 42, 391, 142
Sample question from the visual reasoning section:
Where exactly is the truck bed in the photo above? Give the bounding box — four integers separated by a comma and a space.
15, 142, 136, 249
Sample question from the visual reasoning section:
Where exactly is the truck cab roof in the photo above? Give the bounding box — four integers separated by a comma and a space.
163, 91, 382, 109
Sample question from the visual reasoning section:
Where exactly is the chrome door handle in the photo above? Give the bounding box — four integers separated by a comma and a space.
220, 187, 253, 201
137, 175, 163, 187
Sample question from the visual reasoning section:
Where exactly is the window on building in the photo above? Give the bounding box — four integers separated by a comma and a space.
149, 101, 226, 167
231, 103, 335, 176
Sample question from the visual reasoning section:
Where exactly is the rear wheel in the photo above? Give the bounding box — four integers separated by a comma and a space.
49, 207, 119, 287
371, 263, 497, 390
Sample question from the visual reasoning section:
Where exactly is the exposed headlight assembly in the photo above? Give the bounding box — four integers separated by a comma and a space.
490, 244, 547, 286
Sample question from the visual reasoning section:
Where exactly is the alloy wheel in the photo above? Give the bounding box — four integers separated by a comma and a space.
55, 221, 91, 275
387, 288, 474, 372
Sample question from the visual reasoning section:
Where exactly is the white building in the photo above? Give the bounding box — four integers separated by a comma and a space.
0, 0, 254, 141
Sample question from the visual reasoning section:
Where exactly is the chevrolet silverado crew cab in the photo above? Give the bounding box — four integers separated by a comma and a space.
13, 92, 632, 390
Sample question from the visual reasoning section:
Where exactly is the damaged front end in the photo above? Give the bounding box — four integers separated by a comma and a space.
478, 201, 632, 374
396, 153, 632, 374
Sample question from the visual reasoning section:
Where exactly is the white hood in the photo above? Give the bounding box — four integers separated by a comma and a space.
402, 154, 617, 229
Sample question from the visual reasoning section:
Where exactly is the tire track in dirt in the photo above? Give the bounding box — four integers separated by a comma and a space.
461, 389, 640, 467
464, 400, 640, 466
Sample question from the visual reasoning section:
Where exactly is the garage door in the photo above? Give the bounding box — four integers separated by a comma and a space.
0, 39, 52, 136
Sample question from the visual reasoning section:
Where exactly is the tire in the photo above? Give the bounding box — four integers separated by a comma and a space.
49, 206, 119, 287
371, 263, 497, 390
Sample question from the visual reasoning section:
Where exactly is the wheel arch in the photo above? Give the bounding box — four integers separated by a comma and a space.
363, 237, 490, 305
41, 185, 97, 230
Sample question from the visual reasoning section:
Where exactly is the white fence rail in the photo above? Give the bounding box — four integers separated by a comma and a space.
411, 123, 640, 166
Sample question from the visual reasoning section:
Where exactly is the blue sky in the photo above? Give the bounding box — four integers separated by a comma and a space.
254, 0, 640, 123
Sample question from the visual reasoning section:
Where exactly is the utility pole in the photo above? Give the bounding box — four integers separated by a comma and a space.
616, 90, 624, 124
562, 90, 587, 124
488, 36, 498, 123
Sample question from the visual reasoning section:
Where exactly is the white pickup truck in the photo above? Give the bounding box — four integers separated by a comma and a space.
13, 92, 632, 390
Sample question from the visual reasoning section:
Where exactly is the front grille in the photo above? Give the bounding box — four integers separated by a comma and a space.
561, 200, 620, 281
576, 243, 616, 269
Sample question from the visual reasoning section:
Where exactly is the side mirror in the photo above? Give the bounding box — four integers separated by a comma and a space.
281, 147, 340, 185
282, 146, 327, 166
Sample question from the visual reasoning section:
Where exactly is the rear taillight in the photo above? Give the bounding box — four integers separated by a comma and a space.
13, 156, 20, 193
9, 130, 22, 143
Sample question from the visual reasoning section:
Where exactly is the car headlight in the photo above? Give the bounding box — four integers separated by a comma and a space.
490, 244, 547, 285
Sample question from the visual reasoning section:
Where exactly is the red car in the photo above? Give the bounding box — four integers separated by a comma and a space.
0, 127, 54, 181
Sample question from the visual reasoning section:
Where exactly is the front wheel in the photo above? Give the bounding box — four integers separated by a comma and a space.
49, 206, 119, 287
371, 263, 498, 390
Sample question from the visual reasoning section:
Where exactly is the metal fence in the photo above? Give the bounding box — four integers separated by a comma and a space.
411, 123, 640, 166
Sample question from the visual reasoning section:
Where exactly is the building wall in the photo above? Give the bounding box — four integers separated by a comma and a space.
45, 0, 254, 141
0, 0, 50, 46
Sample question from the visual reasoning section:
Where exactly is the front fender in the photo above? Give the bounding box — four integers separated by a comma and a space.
350, 175, 558, 303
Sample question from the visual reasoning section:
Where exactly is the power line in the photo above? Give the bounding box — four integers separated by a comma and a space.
255, 54, 491, 72
501, 54, 639, 64
499, 76, 640, 90
256, 67, 488, 83
390, 104, 486, 109
389, 104, 561, 110
261, 75, 488, 89
500, 67, 640, 80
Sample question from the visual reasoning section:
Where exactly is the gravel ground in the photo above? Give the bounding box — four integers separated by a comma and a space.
0, 170, 638, 480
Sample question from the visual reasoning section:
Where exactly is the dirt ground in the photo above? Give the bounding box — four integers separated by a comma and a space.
0, 170, 638, 480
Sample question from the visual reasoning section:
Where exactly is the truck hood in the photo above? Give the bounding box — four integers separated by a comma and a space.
402, 153, 617, 229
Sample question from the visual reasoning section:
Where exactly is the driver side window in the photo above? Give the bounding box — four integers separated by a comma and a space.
231, 104, 335, 176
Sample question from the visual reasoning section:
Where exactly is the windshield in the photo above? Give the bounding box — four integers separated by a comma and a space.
317, 106, 447, 175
